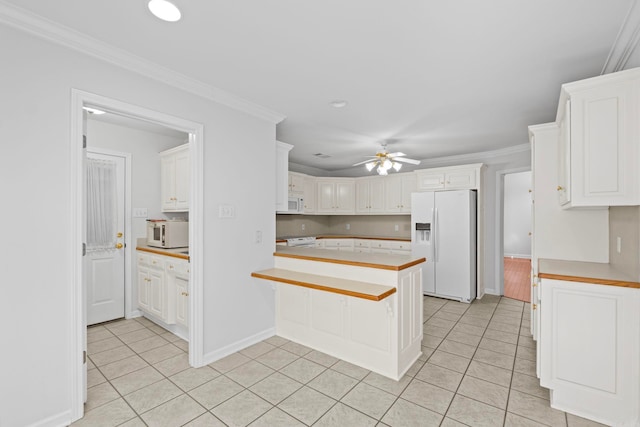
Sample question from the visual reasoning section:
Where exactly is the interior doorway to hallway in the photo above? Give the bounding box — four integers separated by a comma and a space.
502, 171, 532, 302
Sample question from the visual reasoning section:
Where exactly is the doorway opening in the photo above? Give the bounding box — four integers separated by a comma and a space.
70, 89, 204, 422
502, 171, 532, 302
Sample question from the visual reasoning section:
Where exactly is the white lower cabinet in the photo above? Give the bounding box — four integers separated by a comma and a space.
539, 279, 640, 426
137, 251, 189, 329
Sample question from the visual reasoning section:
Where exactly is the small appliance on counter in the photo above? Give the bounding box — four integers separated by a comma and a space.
286, 236, 316, 247
146, 219, 189, 248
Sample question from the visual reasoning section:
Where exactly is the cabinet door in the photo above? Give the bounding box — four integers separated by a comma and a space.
148, 269, 164, 319
368, 178, 386, 213
137, 268, 150, 311
335, 180, 355, 213
400, 175, 416, 213
175, 276, 188, 327
540, 279, 640, 424
303, 177, 316, 213
557, 100, 571, 206
570, 79, 639, 206
316, 181, 335, 213
356, 179, 371, 213
384, 176, 403, 212
160, 155, 176, 210
174, 149, 190, 210
444, 169, 476, 189
416, 172, 445, 190
289, 173, 305, 195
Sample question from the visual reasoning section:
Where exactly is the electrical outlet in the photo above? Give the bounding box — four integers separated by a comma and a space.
346, 224, 350, 230
394, 224, 399, 231
617, 236, 622, 254
301, 224, 305, 231
255, 230, 262, 244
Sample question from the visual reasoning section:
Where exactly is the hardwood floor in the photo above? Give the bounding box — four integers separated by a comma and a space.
504, 257, 531, 303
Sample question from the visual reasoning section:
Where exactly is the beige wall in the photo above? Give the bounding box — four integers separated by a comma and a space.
276, 214, 411, 238
609, 206, 640, 280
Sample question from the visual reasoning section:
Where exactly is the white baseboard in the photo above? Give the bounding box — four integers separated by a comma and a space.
483, 288, 500, 296
27, 410, 72, 427
202, 327, 276, 366
126, 310, 143, 319
504, 254, 532, 259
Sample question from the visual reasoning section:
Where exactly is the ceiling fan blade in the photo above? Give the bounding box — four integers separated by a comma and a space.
352, 159, 377, 166
387, 152, 406, 157
393, 157, 421, 165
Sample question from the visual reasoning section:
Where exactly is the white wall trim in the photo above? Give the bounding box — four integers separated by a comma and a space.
86, 148, 134, 319
70, 89, 205, 423
202, 328, 276, 366
0, 1, 285, 125
602, 0, 640, 74
494, 166, 531, 296
26, 409, 71, 427
504, 254, 532, 260
418, 144, 530, 169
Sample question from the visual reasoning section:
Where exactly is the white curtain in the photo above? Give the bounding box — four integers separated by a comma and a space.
86, 158, 118, 253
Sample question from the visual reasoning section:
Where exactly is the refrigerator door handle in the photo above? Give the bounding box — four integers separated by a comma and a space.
433, 207, 437, 262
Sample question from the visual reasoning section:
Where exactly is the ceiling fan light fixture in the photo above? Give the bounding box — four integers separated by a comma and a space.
392, 162, 402, 171
377, 165, 388, 176
148, 0, 181, 22
383, 159, 392, 170
365, 162, 376, 171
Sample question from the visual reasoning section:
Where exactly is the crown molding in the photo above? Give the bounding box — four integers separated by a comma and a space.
602, 0, 640, 74
0, 1, 286, 124
417, 143, 530, 168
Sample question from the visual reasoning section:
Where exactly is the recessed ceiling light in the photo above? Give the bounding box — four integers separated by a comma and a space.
83, 106, 106, 115
329, 100, 348, 108
148, 0, 181, 22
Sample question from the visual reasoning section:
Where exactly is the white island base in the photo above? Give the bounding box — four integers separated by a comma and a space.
253, 247, 425, 381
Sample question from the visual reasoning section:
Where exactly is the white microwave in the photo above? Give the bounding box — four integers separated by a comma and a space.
278, 196, 304, 214
146, 220, 189, 248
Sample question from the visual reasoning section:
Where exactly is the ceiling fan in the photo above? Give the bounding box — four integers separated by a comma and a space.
353, 143, 421, 175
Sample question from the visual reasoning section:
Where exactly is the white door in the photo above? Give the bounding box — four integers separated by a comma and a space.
85, 151, 126, 325
435, 190, 474, 301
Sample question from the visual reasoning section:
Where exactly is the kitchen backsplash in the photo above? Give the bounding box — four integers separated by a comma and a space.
608, 206, 640, 281
276, 214, 411, 238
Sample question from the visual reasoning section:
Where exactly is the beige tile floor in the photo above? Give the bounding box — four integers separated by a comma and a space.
74, 296, 608, 427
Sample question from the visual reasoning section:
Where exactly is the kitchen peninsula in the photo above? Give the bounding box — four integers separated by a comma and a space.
252, 246, 425, 380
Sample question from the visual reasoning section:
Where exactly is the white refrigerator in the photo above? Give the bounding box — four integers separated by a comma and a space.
411, 190, 477, 302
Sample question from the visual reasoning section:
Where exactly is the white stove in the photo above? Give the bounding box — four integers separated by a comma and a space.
286, 236, 317, 248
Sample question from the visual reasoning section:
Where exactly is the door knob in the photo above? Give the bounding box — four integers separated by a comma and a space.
117, 232, 123, 238
557, 186, 564, 191
115, 243, 123, 249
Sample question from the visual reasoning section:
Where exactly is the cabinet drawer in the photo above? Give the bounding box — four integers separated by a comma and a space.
389, 241, 410, 251
354, 239, 371, 249
137, 253, 151, 265
324, 239, 354, 248
369, 240, 391, 250
166, 259, 189, 276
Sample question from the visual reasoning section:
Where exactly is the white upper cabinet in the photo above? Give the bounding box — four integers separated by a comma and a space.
303, 176, 316, 213
288, 172, 305, 195
415, 164, 480, 192
356, 177, 385, 214
557, 68, 640, 208
160, 143, 189, 212
275, 141, 293, 212
384, 174, 416, 213
316, 178, 355, 214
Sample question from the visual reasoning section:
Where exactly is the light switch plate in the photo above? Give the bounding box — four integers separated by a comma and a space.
133, 208, 148, 218
219, 205, 235, 218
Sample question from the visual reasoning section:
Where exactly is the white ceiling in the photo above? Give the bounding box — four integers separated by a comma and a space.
4, 0, 635, 172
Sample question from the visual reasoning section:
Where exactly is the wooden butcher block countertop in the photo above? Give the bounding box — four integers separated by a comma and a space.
539, 259, 640, 289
